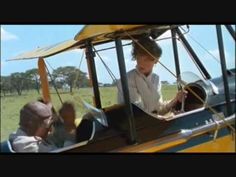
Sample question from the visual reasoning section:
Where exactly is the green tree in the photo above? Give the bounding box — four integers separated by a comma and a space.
52, 66, 89, 93
10, 72, 26, 95
25, 68, 40, 94
1, 76, 12, 96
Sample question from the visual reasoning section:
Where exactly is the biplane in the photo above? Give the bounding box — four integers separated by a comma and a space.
1, 25, 235, 152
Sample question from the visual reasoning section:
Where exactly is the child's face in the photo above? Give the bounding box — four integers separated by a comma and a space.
136, 55, 156, 76
60, 107, 75, 125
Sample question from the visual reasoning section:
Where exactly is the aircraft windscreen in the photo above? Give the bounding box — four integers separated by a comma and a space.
78, 98, 108, 127
180, 71, 219, 94
180, 71, 203, 84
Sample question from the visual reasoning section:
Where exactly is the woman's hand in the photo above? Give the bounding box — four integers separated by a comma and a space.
175, 90, 188, 103
167, 90, 188, 111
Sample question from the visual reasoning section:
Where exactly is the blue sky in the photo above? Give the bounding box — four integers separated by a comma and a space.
1, 25, 235, 84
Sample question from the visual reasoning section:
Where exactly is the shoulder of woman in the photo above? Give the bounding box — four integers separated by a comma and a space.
126, 69, 137, 80
127, 69, 136, 76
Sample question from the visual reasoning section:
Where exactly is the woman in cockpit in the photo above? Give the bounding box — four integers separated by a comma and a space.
117, 36, 187, 120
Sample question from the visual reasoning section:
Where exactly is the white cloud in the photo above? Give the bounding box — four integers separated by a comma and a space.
1, 27, 18, 41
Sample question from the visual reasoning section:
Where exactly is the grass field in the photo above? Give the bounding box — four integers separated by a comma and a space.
0, 85, 177, 141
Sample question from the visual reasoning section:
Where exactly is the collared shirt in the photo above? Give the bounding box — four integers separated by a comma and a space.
9, 126, 76, 152
9, 128, 57, 152
117, 68, 171, 115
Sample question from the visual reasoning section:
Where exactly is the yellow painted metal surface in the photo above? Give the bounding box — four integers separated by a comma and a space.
8, 39, 79, 60
116, 138, 187, 152
115, 134, 235, 153
181, 135, 235, 152
74, 25, 145, 41
139, 139, 187, 153
9, 25, 171, 61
